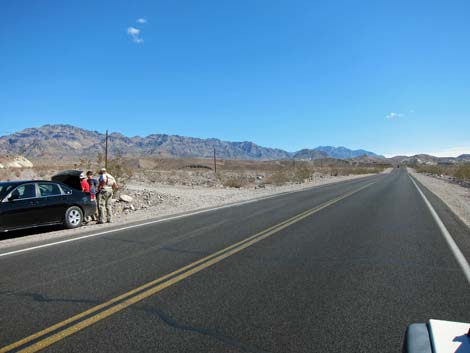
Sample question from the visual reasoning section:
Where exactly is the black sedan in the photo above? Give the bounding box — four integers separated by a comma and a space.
0, 180, 96, 232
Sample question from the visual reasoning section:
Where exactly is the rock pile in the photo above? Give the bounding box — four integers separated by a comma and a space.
112, 190, 182, 216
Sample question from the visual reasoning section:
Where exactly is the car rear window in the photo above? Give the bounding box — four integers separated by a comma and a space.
60, 185, 73, 195
38, 183, 62, 197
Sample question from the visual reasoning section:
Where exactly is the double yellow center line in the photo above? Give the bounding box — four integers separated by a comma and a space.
1, 181, 374, 353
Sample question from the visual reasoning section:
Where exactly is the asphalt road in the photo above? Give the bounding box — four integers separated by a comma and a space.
1, 168, 470, 353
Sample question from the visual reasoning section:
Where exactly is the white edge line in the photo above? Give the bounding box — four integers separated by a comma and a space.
0, 175, 380, 258
409, 174, 470, 286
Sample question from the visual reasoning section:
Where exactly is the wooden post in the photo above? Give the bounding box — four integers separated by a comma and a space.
105, 130, 109, 169
213, 147, 217, 174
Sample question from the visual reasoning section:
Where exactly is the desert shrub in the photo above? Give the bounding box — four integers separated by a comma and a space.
415, 164, 470, 181
415, 165, 448, 176
223, 176, 248, 188
369, 168, 383, 174
266, 172, 290, 186
349, 167, 378, 175
455, 165, 470, 181
78, 158, 92, 171
108, 157, 133, 188
293, 166, 312, 183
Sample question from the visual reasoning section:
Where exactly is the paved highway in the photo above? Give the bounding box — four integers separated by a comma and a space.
1, 168, 470, 353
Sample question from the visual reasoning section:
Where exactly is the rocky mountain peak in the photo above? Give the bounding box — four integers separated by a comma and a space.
0, 124, 383, 162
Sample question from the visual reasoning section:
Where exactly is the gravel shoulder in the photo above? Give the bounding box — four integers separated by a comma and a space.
0, 172, 381, 250
409, 168, 470, 229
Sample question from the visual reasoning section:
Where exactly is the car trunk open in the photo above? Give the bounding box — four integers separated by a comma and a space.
51, 170, 83, 191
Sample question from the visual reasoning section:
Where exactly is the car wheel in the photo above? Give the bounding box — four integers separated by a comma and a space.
64, 206, 83, 229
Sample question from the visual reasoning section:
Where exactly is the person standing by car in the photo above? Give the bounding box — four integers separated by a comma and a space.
80, 172, 90, 193
80, 172, 91, 223
86, 171, 98, 200
86, 171, 99, 221
97, 168, 118, 224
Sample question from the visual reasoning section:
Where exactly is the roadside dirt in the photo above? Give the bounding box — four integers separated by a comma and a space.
409, 168, 470, 229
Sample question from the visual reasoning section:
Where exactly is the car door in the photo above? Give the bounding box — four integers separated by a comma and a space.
35, 182, 69, 224
1, 183, 40, 231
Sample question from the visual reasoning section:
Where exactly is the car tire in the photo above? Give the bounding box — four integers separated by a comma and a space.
64, 206, 83, 229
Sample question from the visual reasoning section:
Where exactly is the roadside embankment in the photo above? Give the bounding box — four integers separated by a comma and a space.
409, 168, 470, 229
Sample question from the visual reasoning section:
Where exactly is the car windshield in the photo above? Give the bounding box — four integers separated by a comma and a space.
0, 182, 18, 199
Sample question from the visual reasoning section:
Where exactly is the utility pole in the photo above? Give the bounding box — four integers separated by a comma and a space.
105, 129, 109, 169
213, 147, 217, 174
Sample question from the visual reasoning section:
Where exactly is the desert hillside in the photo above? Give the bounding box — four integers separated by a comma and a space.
0, 124, 382, 161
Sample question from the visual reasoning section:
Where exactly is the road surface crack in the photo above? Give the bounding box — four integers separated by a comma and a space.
137, 304, 272, 353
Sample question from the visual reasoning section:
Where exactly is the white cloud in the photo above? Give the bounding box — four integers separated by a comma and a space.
127, 26, 143, 43
386, 112, 404, 119
127, 27, 140, 35
137, 18, 147, 24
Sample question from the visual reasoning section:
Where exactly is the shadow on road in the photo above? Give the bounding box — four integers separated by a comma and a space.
0, 225, 64, 242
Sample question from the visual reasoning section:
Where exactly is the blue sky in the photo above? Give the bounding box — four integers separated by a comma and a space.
1, 0, 469, 157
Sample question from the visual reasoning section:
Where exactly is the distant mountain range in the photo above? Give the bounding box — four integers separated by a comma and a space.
389, 154, 470, 165
0, 124, 385, 161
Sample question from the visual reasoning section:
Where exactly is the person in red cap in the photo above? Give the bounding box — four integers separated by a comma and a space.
80, 172, 90, 193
